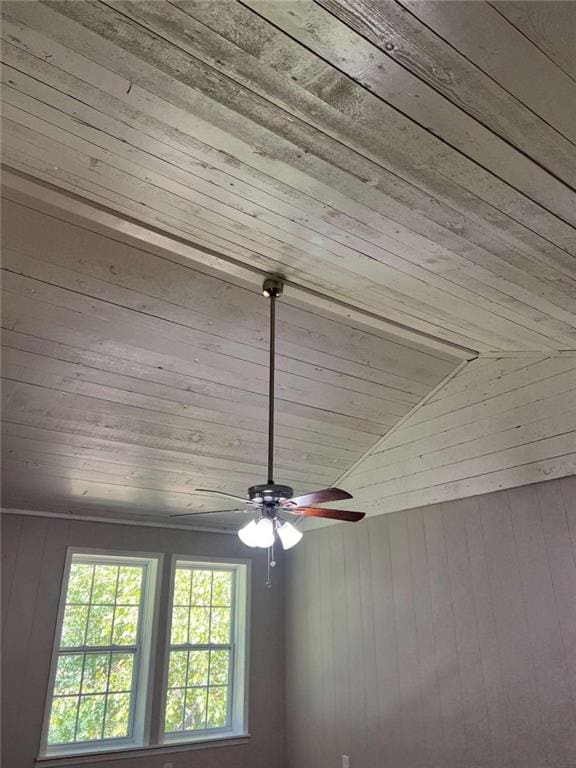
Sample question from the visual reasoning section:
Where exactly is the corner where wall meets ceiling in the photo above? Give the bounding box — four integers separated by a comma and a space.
1, 0, 575, 526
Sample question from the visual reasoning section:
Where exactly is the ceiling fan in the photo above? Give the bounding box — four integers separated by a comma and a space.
171, 276, 365, 572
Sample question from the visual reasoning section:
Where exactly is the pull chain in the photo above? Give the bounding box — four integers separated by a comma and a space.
266, 540, 276, 588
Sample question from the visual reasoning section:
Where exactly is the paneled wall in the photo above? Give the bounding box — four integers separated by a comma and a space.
342, 355, 576, 515
285, 476, 576, 768
1, 514, 284, 768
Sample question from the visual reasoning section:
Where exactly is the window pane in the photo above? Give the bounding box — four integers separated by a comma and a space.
66, 564, 93, 604
210, 608, 231, 644
164, 564, 242, 739
189, 607, 210, 644
116, 567, 143, 605
82, 654, 109, 694
212, 571, 232, 606
165, 689, 185, 733
91, 565, 118, 604
170, 607, 188, 645
48, 696, 78, 744
103, 692, 131, 739
76, 694, 106, 741
188, 650, 209, 687
191, 570, 212, 606
209, 650, 229, 686
109, 653, 133, 692
207, 686, 227, 728
85, 605, 114, 646
168, 650, 188, 689
112, 606, 138, 645
173, 568, 191, 606
54, 655, 83, 696
184, 687, 207, 730
46, 555, 151, 753
61, 605, 89, 647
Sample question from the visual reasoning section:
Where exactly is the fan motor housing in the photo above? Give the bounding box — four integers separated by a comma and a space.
248, 483, 293, 506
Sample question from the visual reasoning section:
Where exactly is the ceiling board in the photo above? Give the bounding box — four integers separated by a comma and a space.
1, 195, 458, 526
1, 0, 575, 354
337, 355, 576, 516
1, 0, 575, 527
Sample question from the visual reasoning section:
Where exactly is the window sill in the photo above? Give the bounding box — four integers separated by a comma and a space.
36, 734, 251, 766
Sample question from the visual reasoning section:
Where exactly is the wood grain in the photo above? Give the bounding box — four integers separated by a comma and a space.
1, 195, 457, 523
339, 356, 576, 513
1, 0, 575, 353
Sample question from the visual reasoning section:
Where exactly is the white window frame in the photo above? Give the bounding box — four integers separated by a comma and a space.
39, 549, 162, 759
161, 556, 250, 745
39, 549, 250, 761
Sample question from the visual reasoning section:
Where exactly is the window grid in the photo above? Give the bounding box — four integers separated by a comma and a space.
42, 552, 247, 758
165, 566, 235, 735
47, 559, 145, 748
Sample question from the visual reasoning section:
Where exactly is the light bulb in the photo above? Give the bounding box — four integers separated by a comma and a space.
238, 518, 275, 548
277, 520, 303, 550
254, 518, 275, 548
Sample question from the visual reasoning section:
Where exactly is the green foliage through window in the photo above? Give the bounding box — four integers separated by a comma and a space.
43, 553, 245, 757
164, 567, 234, 734
47, 559, 144, 747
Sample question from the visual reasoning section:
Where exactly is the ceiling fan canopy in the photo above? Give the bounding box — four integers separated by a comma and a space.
171, 275, 365, 579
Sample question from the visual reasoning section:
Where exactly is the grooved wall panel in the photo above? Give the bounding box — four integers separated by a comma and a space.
285, 476, 576, 768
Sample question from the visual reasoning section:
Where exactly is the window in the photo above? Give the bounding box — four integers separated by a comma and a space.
164, 564, 237, 736
43, 553, 156, 755
42, 551, 249, 758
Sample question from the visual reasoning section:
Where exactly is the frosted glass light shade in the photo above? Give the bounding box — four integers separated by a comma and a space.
254, 518, 275, 548
238, 518, 275, 548
277, 521, 303, 550
238, 520, 259, 547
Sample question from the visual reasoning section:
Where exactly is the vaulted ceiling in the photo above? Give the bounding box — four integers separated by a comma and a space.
2, 183, 460, 524
1, 1, 575, 526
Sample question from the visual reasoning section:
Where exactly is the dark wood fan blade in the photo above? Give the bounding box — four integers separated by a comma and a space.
194, 488, 255, 504
286, 506, 365, 522
170, 508, 251, 518
283, 487, 353, 507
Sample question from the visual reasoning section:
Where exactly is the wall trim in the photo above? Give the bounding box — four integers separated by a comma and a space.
1, 508, 238, 535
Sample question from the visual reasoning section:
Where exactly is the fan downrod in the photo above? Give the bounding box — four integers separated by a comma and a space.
262, 275, 285, 485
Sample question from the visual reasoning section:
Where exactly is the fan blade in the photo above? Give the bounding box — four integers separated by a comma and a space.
286, 506, 365, 522
194, 488, 255, 504
283, 487, 353, 507
170, 508, 251, 519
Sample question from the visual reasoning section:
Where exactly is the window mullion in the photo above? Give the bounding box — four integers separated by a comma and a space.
146, 553, 172, 746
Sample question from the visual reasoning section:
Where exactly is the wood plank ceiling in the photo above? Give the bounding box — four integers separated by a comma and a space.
1, 0, 575, 354
1, 189, 459, 524
1, 0, 575, 525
